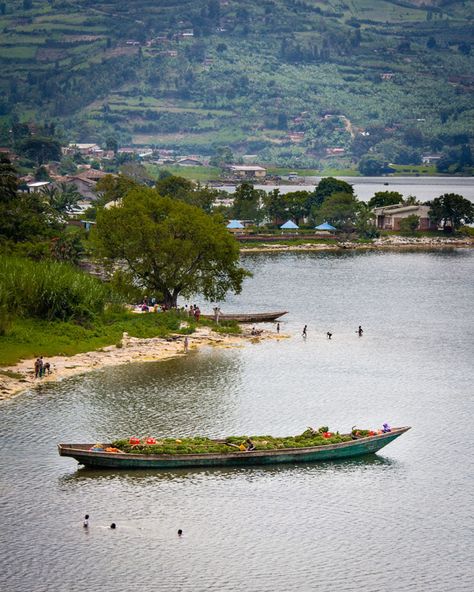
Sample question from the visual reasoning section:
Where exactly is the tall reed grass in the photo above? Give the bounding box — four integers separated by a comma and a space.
0, 257, 109, 322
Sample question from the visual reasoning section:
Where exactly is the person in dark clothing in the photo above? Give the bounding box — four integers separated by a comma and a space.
302, 325, 307, 337
358, 326, 363, 337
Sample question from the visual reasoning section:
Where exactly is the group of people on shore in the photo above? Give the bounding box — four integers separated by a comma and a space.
185, 304, 201, 321
34, 356, 51, 378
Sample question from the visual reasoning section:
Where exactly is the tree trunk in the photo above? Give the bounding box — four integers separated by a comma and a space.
163, 288, 179, 308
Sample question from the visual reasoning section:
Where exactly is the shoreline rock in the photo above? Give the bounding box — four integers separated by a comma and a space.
240, 236, 473, 253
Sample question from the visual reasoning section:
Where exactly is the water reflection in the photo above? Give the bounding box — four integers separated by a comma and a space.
2, 250, 473, 592
59, 453, 396, 486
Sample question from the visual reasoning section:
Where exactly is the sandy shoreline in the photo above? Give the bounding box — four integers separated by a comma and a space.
240, 236, 474, 252
0, 326, 280, 403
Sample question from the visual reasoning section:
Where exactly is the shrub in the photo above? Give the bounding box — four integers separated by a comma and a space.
0, 256, 109, 322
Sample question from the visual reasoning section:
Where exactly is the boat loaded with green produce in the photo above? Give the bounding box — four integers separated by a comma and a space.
58, 425, 410, 469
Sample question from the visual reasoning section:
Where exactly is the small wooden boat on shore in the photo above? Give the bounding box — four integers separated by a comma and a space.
58, 427, 410, 470
202, 311, 288, 323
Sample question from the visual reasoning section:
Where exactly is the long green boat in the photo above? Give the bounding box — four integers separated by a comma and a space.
58, 427, 410, 469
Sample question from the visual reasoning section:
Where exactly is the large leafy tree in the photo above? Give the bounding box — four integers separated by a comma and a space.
155, 175, 219, 213
283, 191, 311, 225
309, 177, 353, 209
94, 188, 250, 307
358, 154, 391, 176
428, 194, 474, 232
368, 191, 404, 209
263, 189, 311, 225
232, 182, 266, 224
0, 157, 59, 243
18, 136, 62, 165
315, 192, 360, 233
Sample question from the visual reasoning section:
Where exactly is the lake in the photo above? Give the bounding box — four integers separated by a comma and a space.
1, 250, 473, 592
221, 176, 474, 202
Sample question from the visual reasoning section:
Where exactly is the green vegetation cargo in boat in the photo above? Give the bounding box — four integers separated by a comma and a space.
58, 425, 410, 469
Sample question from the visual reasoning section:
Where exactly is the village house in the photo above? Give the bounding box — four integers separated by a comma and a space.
65, 168, 109, 200
373, 204, 437, 231
229, 165, 267, 179
23, 180, 52, 193
421, 154, 442, 164
65, 143, 101, 156
176, 157, 204, 166
326, 147, 345, 156
288, 131, 305, 142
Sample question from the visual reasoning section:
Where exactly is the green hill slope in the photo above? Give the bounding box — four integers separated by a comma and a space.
1, 0, 473, 168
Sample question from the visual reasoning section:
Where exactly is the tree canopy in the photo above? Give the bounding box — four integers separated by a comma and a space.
315, 192, 361, 233
428, 193, 474, 232
264, 189, 311, 225
94, 188, 250, 307
310, 177, 353, 209
368, 191, 404, 209
232, 182, 266, 224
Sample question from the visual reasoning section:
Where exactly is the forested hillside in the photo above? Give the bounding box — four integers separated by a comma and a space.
1, 0, 473, 168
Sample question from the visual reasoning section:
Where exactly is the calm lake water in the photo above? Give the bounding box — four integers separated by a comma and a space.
222, 176, 474, 202
1, 250, 474, 592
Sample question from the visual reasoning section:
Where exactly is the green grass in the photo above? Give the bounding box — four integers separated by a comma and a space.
111, 427, 357, 455
389, 164, 438, 176
0, 46, 37, 59
0, 310, 188, 367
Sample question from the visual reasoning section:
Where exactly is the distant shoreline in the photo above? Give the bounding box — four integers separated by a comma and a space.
240, 236, 474, 253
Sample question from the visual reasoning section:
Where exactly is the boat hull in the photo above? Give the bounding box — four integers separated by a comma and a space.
201, 311, 287, 323
58, 427, 409, 470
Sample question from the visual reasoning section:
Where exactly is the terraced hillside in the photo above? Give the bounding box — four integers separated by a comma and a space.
1, 0, 473, 168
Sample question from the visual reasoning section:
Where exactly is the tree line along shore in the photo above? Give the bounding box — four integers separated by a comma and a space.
1, 155, 473, 381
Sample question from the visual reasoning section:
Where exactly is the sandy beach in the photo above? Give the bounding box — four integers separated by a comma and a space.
0, 325, 281, 403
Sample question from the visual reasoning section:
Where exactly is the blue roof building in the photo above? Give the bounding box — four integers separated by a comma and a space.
315, 222, 336, 231
280, 220, 299, 230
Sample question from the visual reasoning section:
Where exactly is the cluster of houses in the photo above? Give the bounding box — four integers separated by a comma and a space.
226, 203, 437, 234
63, 143, 270, 180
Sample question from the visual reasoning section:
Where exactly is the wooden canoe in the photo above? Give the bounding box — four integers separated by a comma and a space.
201, 311, 288, 323
58, 427, 410, 470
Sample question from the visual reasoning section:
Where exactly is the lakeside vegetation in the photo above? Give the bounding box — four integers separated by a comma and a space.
112, 427, 358, 455
0, 1, 473, 172
1, 151, 473, 369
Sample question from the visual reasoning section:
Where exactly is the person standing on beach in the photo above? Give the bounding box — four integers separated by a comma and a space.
34, 358, 41, 379
276, 322, 280, 334
184, 336, 189, 353
358, 325, 363, 337
302, 325, 307, 338
326, 332, 332, 339
38, 356, 44, 377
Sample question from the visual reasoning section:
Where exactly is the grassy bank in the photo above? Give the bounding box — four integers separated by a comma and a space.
0, 310, 187, 367
0, 310, 241, 367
